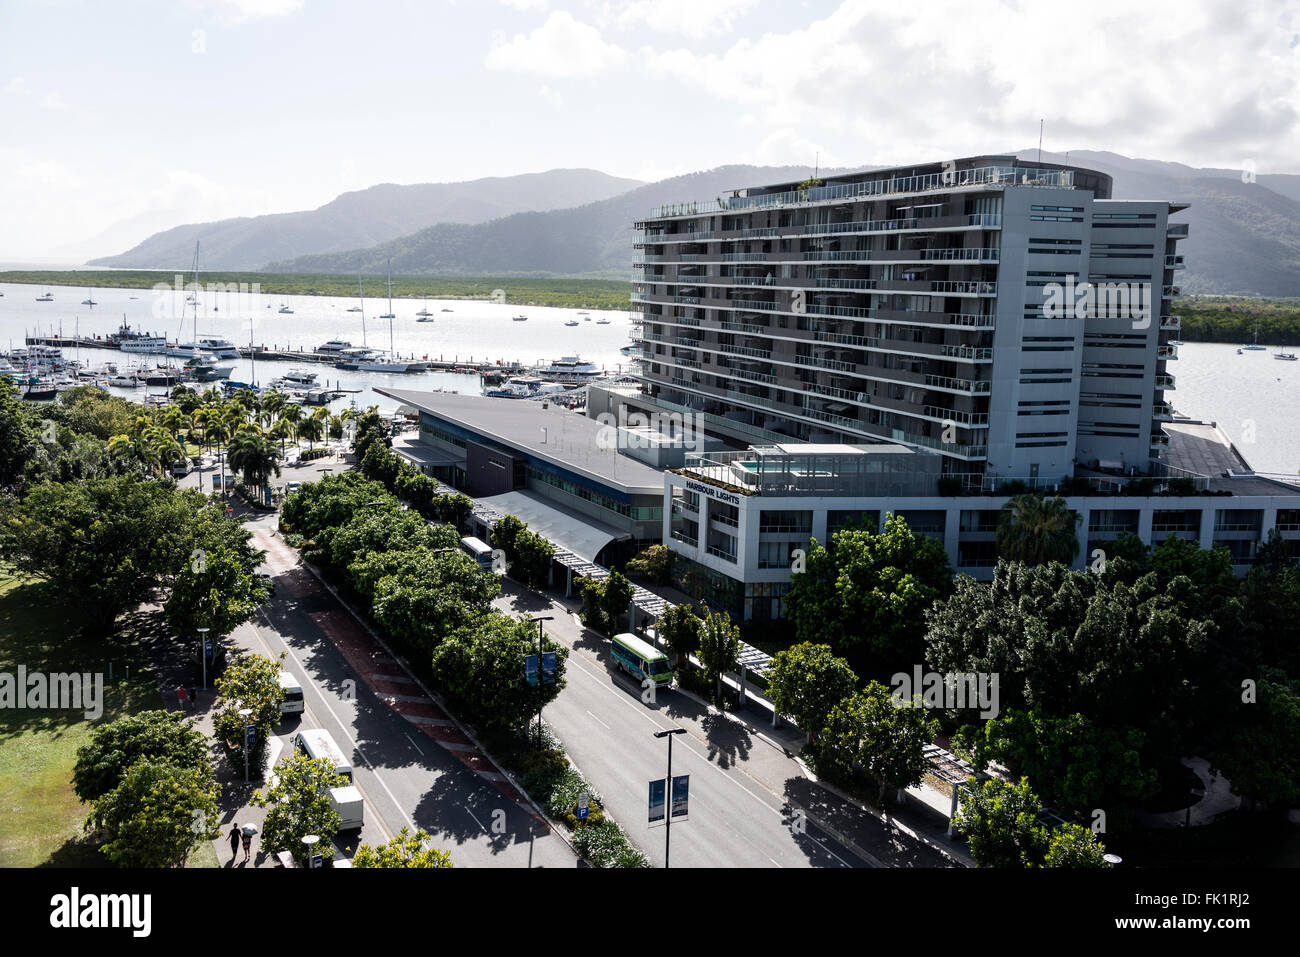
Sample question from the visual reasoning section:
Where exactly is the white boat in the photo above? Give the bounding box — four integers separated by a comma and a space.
441, 308, 453, 313
484, 376, 568, 399
596, 318, 611, 324
564, 320, 579, 327
36, 292, 53, 302
346, 306, 362, 313
1275, 351, 1298, 361
356, 354, 413, 373
278, 369, 319, 386
108, 374, 141, 388
513, 315, 528, 322
533, 355, 601, 379
192, 336, 238, 360
334, 347, 376, 370
314, 340, 353, 355
278, 304, 294, 314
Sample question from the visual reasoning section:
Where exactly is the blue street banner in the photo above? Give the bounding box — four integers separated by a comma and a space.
648, 778, 666, 825
671, 774, 690, 820
524, 654, 538, 686
541, 651, 558, 684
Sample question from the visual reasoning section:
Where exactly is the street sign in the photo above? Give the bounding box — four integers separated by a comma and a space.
524, 654, 538, 686
671, 774, 690, 820
541, 651, 557, 684
648, 778, 666, 825
245, 725, 257, 749
204, 639, 214, 661
310, 853, 323, 869
576, 791, 589, 821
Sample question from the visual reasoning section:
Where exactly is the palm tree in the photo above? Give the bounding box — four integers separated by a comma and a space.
297, 415, 324, 450
269, 417, 294, 453
206, 418, 230, 497
228, 429, 281, 500
279, 402, 303, 449
262, 389, 286, 423
996, 494, 1080, 566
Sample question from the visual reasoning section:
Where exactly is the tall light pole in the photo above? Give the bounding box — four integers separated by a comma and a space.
654, 727, 686, 868
531, 615, 554, 749
197, 627, 210, 691
238, 707, 253, 784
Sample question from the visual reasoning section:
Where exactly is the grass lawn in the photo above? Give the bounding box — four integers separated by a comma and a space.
0, 571, 173, 868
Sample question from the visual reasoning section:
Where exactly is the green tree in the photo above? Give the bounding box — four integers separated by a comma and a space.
696, 607, 740, 707
368, 548, 501, 653
327, 508, 456, 571
491, 515, 554, 589
656, 603, 703, 662
787, 515, 953, 676
600, 569, 634, 633
0, 476, 203, 634
73, 710, 212, 803
996, 494, 1080, 566
250, 752, 344, 865
1043, 822, 1110, 868
767, 642, 859, 740
954, 776, 1049, 868
87, 761, 221, 868
228, 428, 281, 498
1211, 669, 1300, 807
431, 613, 568, 732
626, 544, 671, 585
816, 680, 937, 805
353, 827, 453, 868
297, 415, 324, 450
0, 378, 40, 486
164, 507, 270, 639
213, 652, 285, 776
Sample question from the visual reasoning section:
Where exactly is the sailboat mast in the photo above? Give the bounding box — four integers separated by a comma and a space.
358, 273, 367, 346
387, 261, 394, 355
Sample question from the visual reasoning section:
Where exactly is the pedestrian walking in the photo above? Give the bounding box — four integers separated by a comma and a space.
187, 684, 198, 708
176, 684, 188, 709
228, 825, 241, 861
241, 830, 253, 863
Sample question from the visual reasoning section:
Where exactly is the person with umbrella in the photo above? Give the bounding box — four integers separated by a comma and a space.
240, 823, 258, 863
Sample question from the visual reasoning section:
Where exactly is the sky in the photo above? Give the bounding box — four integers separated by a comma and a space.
2, 0, 1299, 261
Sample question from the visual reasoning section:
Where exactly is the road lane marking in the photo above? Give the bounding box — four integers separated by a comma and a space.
466, 808, 487, 833
255, 610, 414, 839
585, 709, 610, 729
404, 733, 424, 755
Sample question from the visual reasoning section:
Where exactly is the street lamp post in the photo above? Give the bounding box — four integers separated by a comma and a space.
531, 615, 554, 750
302, 834, 319, 869
238, 707, 253, 784
197, 627, 210, 691
654, 727, 687, 868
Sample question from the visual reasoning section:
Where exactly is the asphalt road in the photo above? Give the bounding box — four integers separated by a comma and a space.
234, 510, 576, 868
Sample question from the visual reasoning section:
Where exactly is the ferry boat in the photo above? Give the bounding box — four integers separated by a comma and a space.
275, 369, 320, 387
484, 376, 568, 399
534, 355, 601, 379
108, 374, 141, 388
111, 320, 169, 354
197, 337, 240, 360
314, 339, 353, 355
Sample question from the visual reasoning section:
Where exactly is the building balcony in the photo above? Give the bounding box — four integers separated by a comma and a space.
1150, 432, 1170, 449
1153, 403, 1174, 420
1155, 373, 1176, 389
1165, 255, 1185, 269
1157, 344, 1178, 359
1162, 285, 1182, 298
1160, 315, 1181, 330
1167, 223, 1189, 238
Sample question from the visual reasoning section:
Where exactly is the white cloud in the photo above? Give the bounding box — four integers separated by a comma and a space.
499, 0, 548, 10
2, 76, 27, 96
195, 0, 305, 24
485, 11, 625, 78
615, 0, 753, 38
643, 0, 1300, 171
537, 84, 564, 106
38, 91, 69, 111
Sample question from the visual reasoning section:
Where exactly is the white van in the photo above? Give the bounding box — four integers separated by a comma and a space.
328, 785, 364, 831
277, 671, 304, 715
293, 728, 353, 783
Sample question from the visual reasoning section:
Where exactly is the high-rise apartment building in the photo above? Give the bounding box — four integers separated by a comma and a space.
628, 156, 1185, 483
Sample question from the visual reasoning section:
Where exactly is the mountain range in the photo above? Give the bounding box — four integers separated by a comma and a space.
92, 153, 1300, 297
88, 169, 642, 271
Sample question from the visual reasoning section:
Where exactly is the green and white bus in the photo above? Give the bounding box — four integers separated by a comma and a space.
609, 632, 674, 688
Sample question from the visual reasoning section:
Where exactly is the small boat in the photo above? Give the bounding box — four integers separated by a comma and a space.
596, 318, 611, 325
1237, 348, 1243, 355
584, 316, 591, 322
278, 304, 294, 314
564, 320, 580, 327
81, 298, 97, 306
577, 311, 589, 316
36, 292, 53, 302
346, 306, 362, 313
512, 315, 528, 322
416, 315, 434, 323
1274, 351, 1298, 361
441, 308, 453, 313
108, 374, 140, 388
